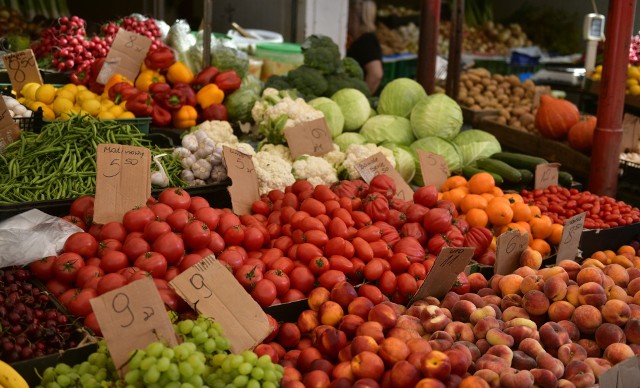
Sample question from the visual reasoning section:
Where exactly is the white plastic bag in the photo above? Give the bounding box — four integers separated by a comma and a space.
0, 209, 83, 268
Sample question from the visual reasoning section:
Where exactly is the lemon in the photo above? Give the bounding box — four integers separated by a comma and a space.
20, 83, 39, 100
629, 66, 640, 80
56, 89, 75, 103
76, 90, 97, 105
627, 79, 638, 88
35, 84, 56, 104
52, 97, 74, 116
76, 85, 87, 92
62, 83, 78, 94
595, 65, 603, 73
109, 105, 124, 117
81, 99, 101, 116
40, 106, 55, 120
101, 99, 115, 109
30, 101, 48, 112
592, 73, 601, 81
631, 84, 640, 96
118, 111, 135, 119
58, 112, 72, 120
97, 111, 116, 119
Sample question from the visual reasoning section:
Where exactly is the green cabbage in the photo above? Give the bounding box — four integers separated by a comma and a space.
410, 93, 463, 140
378, 78, 427, 118
382, 142, 416, 182
359, 115, 415, 146
331, 88, 371, 132
308, 97, 345, 138
452, 129, 502, 167
410, 136, 463, 186
334, 132, 367, 151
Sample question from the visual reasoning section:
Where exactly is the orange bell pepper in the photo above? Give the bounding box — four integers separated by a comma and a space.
196, 84, 224, 109
103, 74, 132, 96
172, 105, 198, 129
166, 62, 194, 84
135, 69, 166, 92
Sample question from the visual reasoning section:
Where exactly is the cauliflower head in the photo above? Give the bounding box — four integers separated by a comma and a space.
259, 144, 293, 162
197, 120, 238, 144
341, 143, 397, 180
252, 151, 295, 195
292, 155, 338, 187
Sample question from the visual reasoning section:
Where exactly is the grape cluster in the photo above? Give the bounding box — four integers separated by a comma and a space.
631, 32, 640, 66
206, 351, 285, 388
176, 316, 232, 355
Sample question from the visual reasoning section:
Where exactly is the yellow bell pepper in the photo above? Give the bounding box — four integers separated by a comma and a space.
196, 84, 224, 109
173, 105, 198, 129
135, 69, 166, 92
166, 62, 194, 84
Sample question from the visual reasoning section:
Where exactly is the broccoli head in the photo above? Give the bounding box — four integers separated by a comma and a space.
342, 57, 364, 80
264, 75, 292, 91
324, 74, 371, 98
286, 65, 328, 100
301, 35, 343, 75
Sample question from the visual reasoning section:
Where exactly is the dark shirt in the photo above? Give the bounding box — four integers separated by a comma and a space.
347, 32, 383, 72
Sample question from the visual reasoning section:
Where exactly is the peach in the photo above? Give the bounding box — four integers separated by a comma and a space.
515, 265, 538, 278
557, 342, 587, 366
421, 350, 452, 381
475, 354, 509, 376
565, 284, 581, 307
380, 301, 406, 316
557, 379, 577, 388
595, 323, 626, 351
395, 315, 425, 336
338, 314, 364, 339
628, 267, 640, 282
500, 294, 522, 311
520, 248, 543, 270
544, 276, 568, 301
536, 352, 565, 379
406, 304, 429, 318
539, 322, 571, 350
530, 368, 558, 388
624, 318, 640, 344
461, 293, 486, 308
407, 337, 432, 355
474, 369, 500, 388
630, 303, 640, 319
604, 263, 630, 287
489, 274, 504, 294
475, 339, 491, 355
348, 297, 375, 320
441, 292, 461, 310
468, 273, 489, 293
518, 337, 546, 359
444, 321, 475, 342
499, 274, 524, 297
540, 266, 570, 283
577, 282, 607, 307
451, 300, 477, 323
420, 305, 451, 334
478, 288, 497, 297
548, 301, 575, 322
487, 304, 502, 320
522, 289, 550, 316
576, 267, 605, 286
572, 304, 602, 335
379, 337, 410, 366
603, 342, 635, 365
577, 338, 601, 358
332, 361, 355, 382
520, 275, 544, 294
631, 343, 640, 355
485, 328, 515, 347
627, 277, 640, 296
387, 327, 420, 343
473, 316, 503, 340
415, 378, 448, 388
428, 331, 454, 352
469, 305, 497, 324
331, 281, 358, 308
389, 360, 421, 388
504, 325, 537, 347
338, 345, 352, 363
485, 344, 514, 365
445, 348, 472, 377
318, 301, 344, 327
351, 335, 379, 356
512, 350, 537, 370
481, 294, 502, 306
407, 352, 428, 373
499, 369, 534, 388
308, 287, 331, 311
584, 357, 612, 378
459, 375, 491, 388
298, 310, 320, 334
368, 303, 398, 330
303, 370, 330, 387
557, 320, 581, 342
355, 321, 385, 344
558, 260, 581, 281
564, 360, 595, 387
450, 341, 476, 362
601, 299, 631, 326
502, 306, 529, 321
316, 327, 347, 358
503, 317, 537, 330
351, 351, 385, 381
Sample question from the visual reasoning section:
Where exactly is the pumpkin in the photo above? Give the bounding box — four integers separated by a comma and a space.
535, 95, 580, 139
567, 115, 597, 153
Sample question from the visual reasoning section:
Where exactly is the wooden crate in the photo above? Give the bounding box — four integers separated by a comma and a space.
461, 107, 500, 127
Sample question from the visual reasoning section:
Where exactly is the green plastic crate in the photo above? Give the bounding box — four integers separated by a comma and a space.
381, 53, 418, 89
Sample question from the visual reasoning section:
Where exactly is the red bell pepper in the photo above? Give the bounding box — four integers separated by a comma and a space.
125, 92, 153, 117
191, 66, 219, 91
172, 82, 196, 106
70, 62, 91, 86
144, 47, 176, 70
214, 70, 241, 94
108, 82, 137, 104
156, 89, 186, 111
201, 104, 228, 121
149, 82, 172, 100
151, 104, 172, 127
87, 58, 105, 95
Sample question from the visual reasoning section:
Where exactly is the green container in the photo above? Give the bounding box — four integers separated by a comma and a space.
254, 42, 303, 81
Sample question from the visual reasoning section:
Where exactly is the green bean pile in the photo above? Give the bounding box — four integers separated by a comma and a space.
0, 114, 184, 204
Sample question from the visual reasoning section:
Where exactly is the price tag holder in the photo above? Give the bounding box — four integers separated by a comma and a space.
355, 152, 414, 201
223, 146, 260, 215
170, 255, 270, 352
94, 144, 151, 224
2, 49, 42, 97
495, 229, 529, 275
416, 150, 449, 190
0, 96, 20, 152
556, 212, 586, 263
535, 163, 560, 190
90, 278, 178, 372
97, 29, 152, 85
284, 118, 334, 158
409, 247, 475, 305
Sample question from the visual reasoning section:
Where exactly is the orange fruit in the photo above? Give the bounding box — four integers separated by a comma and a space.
480, 193, 495, 203
529, 205, 542, 218
604, 250, 617, 260
441, 175, 467, 191
466, 208, 489, 228
529, 215, 553, 239
548, 223, 563, 245
460, 194, 488, 213
486, 197, 514, 226
446, 187, 468, 210
511, 202, 533, 222
618, 245, 637, 256
590, 251, 608, 264
491, 186, 504, 197
468, 172, 495, 194
530, 238, 552, 257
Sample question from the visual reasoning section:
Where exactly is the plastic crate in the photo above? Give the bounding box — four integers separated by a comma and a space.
381, 53, 418, 89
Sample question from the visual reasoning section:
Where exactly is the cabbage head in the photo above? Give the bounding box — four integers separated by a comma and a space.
382, 142, 416, 182
308, 97, 345, 138
452, 129, 502, 167
378, 78, 427, 118
334, 132, 366, 151
359, 115, 415, 146
331, 88, 371, 132
410, 136, 463, 186
410, 93, 463, 140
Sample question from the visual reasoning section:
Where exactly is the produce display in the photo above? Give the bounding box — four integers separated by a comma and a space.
439, 21, 533, 57
591, 64, 640, 97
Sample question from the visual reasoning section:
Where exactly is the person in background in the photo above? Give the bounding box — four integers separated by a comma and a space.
347, 0, 383, 94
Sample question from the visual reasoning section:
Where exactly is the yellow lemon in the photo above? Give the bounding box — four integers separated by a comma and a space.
591, 73, 601, 81
109, 105, 124, 117
76, 85, 87, 92
631, 84, 640, 96
20, 82, 40, 100
29, 101, 48, 112
628, 66, 640, 80
595, 65, 603, 73
101, 99, 115, 109
40, 106, 55, 120
56, 89, 75, 103
62, 83, 78, 94
118, 111, 135, 119
76, 90, 97, 105
627, 79, 638, 88
97, 111, 116, 119
58, 112, 72, 120
81, 99, 101, 116
52, 97, 74, 116
35, 84, 56, 104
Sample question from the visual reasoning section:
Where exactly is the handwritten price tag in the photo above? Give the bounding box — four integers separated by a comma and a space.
170, 256, 270, 352
90, 278, 178, 372
355, 152, 414, 200
0, 96, 20, 152
94, 144, 151, 224
2, 49, 42, 97
556, 212, 586, 263
284, 118, 334, 158
223, 146, 260, 215
409, 247, 475, 304
97, 29, 152, 85
495, 229, 529, 275
416, 150, 449, 190
535, 163, 560, 190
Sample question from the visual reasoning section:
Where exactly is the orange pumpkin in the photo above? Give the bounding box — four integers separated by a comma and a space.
535, 95, 580, 139
567, 115, 597, 153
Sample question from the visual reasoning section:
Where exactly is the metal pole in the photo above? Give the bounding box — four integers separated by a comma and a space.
203, 0, 213, 69
445, 0, 463, 99
588, 0, 637, 196
417, 0, 441, 94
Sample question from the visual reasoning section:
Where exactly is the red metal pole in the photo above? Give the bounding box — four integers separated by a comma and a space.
417, 0, 441, 94
445, 0, 464, 99
589, 0, 637, 196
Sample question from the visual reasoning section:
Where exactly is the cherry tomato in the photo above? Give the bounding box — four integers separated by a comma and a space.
152, 232, 185, 265
64, 232, 98, 258
134, 252, 168, 278
158, 187, 191, 210
122, 207, 156, 233
29, 256, 56, 281
99, 250, 129, 273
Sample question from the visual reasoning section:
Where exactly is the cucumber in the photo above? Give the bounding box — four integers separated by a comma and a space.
462, 166, 504, 185
476, 158, 523, 183
518, 169, 534, 184
558, 171, 573, 188
490, 152, 548, 171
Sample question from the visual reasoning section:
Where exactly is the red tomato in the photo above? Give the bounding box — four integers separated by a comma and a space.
325, 237, 346, 257
59, 288, 77, 307
378, 270, 397, 295
158, 288, 184, 311
117, 267, 144, 281
124, 232, 144, 243
368, 174, 396, 200
374, 221, 401, 247
166, 209, 194, 233
389, 253, 412, 274
291, 180, 313, 195
54, 253, 85, 284
251, 200, 272, 216
464, 227, 493, 259
290, 211, 311, 229
87, 223, 102, 240
289, 266, 315, 294
294, 243, 323, 264
317, 270, 346, 290
268, 189, 285, 202
308, 256, 330, 276
356, 225, 382, 242
99, 250, 129, 273
327, 255, 353, 277
331, 180, 359, 198
67, 288, 98, 317
408, 262, 427, 280
369, 240, 392, 259
62, 215, 86, 231
324, 200, 340, 216
450, 272, 470, 295
84, 312, 102, 336
29, 256, 56, 280
183, 220, 212, 250
405, 204, 429, 223
273, 236, 294, 252
128, 271, 152, 283
152, 232, 185, 265
352, 237, 374, 262
217, 249, 245, 271
423, 207, 454, 235
358, 284, 384, 305
400, 222, 427, 245
64, 232, 98, 258
235, 264, 264, 290
333, 208, 355, 227
328, 217, 348, 239
298, 217, 326, 233
70, 196, 95, 220
452, 217, 470, 235
363, 258, 385, 281
84, 276, 101, 291
86, 257, 101, 267
97, 239, 122, 258
363, 193, 390, 222
46, 278, 69, 297
313, 184, 338, 203
281, 288, 306, 303
270, 257, 295, 274
251, 279, 278, 307
121, 237, 151, 261
189, 196, 210, 213
164, 266, 180, 282
159, 187, 192, 210
98, 222, 127, 242
397, 273, 418, 299
208, 231, 226, 254
351, 211, 372, 228
242, 226, 265, 251
217, 212, 241, 235
304, 230, 328, 248
223, 225, 245, 246
143, 220, 172, 243
177, 254, 203, 272
413, 185, 438, 208
193, 207, 221, 231
300, 198, 326, 217
435, 200, 458, 218
264, 270, 290, 297
386, 209, 407, 229
75, 265, 104, 288
122, 207, 156, 233
427, 228, 465, 256
149, 202, 174, 221
393, 237, 426, 263
245, 257, 266, 273
134, 252, 168, 278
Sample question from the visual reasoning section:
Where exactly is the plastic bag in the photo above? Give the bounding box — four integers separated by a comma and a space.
0, 209, 83, 267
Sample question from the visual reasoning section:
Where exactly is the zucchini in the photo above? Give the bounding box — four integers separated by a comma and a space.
462, 166, 504, 185
476, 158, 523, 183
518, 169, 534, 184
558, 171, 573, 188
491, 152, 548, 171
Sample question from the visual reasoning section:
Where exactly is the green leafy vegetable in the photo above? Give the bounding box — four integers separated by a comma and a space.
410, 93, 463, 140
378, 78, 427, 118
359, 115, 415, 146
308, 97, 345, 138
452, 129, 502, 167
382, 142, 417, 182
410, 136, 463, 186
334, 132, 367, 152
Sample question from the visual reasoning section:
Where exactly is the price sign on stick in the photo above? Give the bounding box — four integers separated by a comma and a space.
409, 247, 475, 305
355, 152, 414, 200
284, 118, 334, 158
2, 49, 42, 97
90, 278, 178, 373
417, 150, 449, 190
495, 229, 529, 275
0, 96, 20, 152
223, 146, 260, 215
94, 144, 151, 224
170, 256, 270, 352
556, 212, 586, 263
97, 29, 152, 84
535, 163, 560, 190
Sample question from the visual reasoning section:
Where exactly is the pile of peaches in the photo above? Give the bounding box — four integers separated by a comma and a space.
266, 244, 640, 388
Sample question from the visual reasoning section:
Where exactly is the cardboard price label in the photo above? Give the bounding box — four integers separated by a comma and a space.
0, 96, 20, 152
598, 355, 640, 388
170, 256, 270, 352
97, 29, 152, 85
90, 278, 178, 372
556, 212, 586, 263
416, 150, 449, 190
409, 247, 475, 304
495, 229, 529, 275
223, 146, 260, 215
93, 144, 151, 224
284, 118, 334, 158
2, 49, 42, 97
355, 152, 414, 201
535, 163, 560, 190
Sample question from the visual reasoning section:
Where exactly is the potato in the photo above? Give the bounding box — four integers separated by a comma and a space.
520, 113, 535, 127
496, 116, 507, 125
